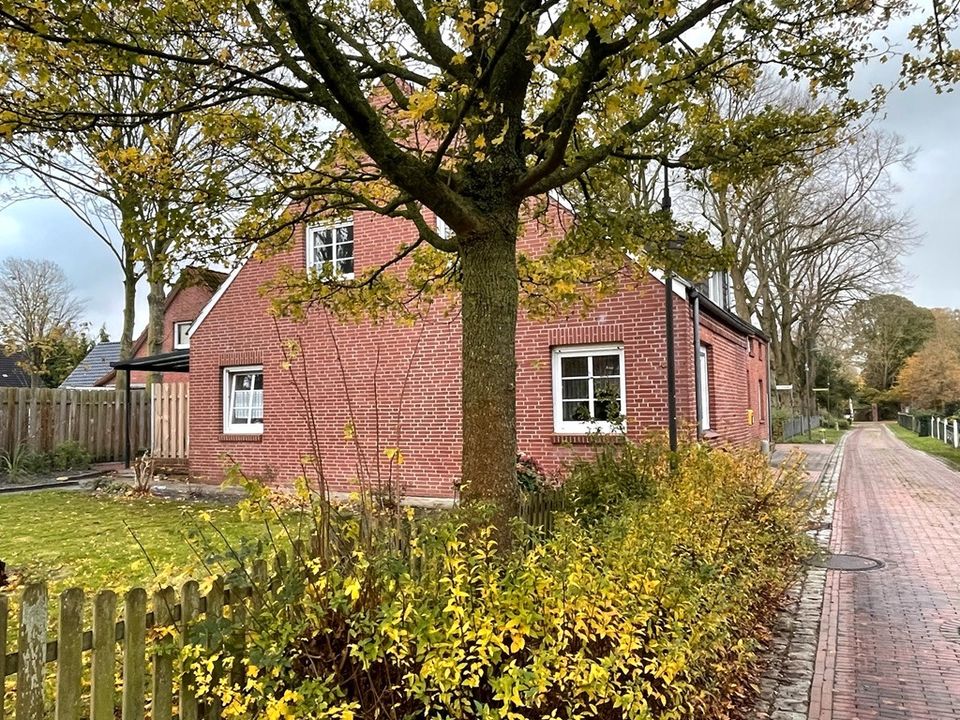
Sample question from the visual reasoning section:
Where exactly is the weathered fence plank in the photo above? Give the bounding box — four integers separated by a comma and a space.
55, 588, 83, 720
179, 580, 200, 720
90, 590, 117, 720
122, 588, 147, 720
1, 593, 7, 720
15, 584, 47, 720
152, 588, 175, 720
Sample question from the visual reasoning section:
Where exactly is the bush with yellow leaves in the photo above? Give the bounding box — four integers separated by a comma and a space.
184, 440, 809, 719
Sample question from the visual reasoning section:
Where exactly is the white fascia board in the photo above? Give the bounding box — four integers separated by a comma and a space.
187, 251, 253, 339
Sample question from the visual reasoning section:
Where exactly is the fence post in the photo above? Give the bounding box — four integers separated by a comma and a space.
15, 583, 47, 720
55, 588, 84, 720
954, 420, 959, 449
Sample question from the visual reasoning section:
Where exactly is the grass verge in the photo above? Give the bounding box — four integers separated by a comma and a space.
886, 421, 960, 471
786, 426, 847, 444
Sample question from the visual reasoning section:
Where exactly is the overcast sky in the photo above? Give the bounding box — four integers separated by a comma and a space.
0, 47, 957, 340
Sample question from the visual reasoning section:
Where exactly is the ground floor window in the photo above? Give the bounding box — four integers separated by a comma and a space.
698, 344, 711, 431
551, 344, 625, 434
223, 366, 264, 434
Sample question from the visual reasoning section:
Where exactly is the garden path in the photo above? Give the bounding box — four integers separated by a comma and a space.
809, 423, 960, 719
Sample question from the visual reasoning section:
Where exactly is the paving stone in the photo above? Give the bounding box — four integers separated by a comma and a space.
808, 424, 960, 719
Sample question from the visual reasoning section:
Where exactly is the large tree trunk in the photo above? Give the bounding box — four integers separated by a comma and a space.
117, 251, 138, 392
458, 215, 520, 528
146, 273, 166, 387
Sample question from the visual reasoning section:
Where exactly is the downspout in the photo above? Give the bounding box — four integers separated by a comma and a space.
766, 336, 774, 448
124, 377, 132, 469
691, 288, 703, 440
665, 274, 678, 451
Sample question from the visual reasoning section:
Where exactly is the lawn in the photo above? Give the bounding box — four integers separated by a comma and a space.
785, 425, 847, 444
886, 421, 960, 471
0, 490, 270, 597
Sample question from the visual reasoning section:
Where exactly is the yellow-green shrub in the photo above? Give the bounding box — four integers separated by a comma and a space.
187, 441, 808, 720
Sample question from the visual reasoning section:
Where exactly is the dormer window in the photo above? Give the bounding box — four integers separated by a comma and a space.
307, 220, 354, 279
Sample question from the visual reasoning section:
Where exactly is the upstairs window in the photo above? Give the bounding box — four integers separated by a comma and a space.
223, 366, 263, 434
552, 345, 626, 434
307, 220, 354, 278
173, 321, 192, 350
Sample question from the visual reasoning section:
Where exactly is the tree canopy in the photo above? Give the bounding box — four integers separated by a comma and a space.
0, 0, 953, 518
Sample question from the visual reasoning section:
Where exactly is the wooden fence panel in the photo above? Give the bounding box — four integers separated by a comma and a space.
151, 383, 189, 461
0, 388, 150, 463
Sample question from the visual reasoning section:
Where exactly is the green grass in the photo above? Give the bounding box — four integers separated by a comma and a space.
0, 490, 267, 596
886, 421, 960, 471
784, 426, 848, 444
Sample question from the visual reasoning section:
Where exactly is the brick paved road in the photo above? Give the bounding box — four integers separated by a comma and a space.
809, 423, 960, 719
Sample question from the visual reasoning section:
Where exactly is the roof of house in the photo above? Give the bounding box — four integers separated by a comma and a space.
0, 352, 33, 387
60, 342, 122, 388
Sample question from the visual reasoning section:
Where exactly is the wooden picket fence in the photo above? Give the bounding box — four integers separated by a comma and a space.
1, 563, 271, 720
150, 384, 189, 462
0, 388, 149, 463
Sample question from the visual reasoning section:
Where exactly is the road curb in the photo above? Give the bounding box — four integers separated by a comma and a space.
754, 434, 847, 720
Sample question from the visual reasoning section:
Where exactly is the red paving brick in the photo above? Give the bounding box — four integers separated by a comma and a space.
809, 424, 960, 720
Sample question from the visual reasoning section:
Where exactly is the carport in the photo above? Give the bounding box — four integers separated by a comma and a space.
111, 349, 189, 467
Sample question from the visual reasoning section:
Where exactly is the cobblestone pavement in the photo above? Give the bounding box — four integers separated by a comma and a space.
756, 438, 844, 720
809, 423, 960, 719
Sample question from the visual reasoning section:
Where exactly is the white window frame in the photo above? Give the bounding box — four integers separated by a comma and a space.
173, 321, 192, 350
222, 365, 264, 435
436, 216, 452, 240
306, 219, 355, 279
698, 344, 711, 431
551, 344, 626, 435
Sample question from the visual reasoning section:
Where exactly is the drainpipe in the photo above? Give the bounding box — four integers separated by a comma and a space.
691, 288, 703, 440
124, 376, 132, 469
665, 274, 678, 452
766, 336, 774, 448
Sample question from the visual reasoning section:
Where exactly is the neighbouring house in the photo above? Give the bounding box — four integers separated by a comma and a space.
176, 204, 770, 500
60, 341, 122, 389
0, 352, 33, 388
97, 266, 228, 388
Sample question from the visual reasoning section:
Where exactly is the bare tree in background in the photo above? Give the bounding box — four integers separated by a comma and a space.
0, 258, 86, 387
690, 84, 915, 412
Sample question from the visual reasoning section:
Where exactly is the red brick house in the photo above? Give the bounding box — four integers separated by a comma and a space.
182, 204, 770, 500
97, 266, 227, 388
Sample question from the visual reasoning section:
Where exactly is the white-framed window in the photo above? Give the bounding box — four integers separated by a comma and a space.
551, 344, 626, 434
222, 366, 264, 434
698, 344, 711, 430
436, 216, 452, 240
307, 220, 354, 278
173, 321, 192, 350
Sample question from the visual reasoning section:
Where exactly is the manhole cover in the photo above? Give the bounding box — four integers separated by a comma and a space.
806, 553, 883, 571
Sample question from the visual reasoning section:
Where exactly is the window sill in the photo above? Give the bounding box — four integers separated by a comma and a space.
219, 433, 263, 443
552, 433, 627, 446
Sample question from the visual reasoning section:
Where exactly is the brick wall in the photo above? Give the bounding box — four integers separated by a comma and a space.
129, 284, 217, 386
189, 209, 769, 498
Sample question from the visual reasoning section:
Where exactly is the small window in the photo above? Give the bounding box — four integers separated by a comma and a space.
436, 216, 452, 240
223, 366, 264, 434
173, 321, 192, 350
758, 379, 766, 422
698, 344, 711, 430
551, 345, 625, 434
307, 220, 354, 278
